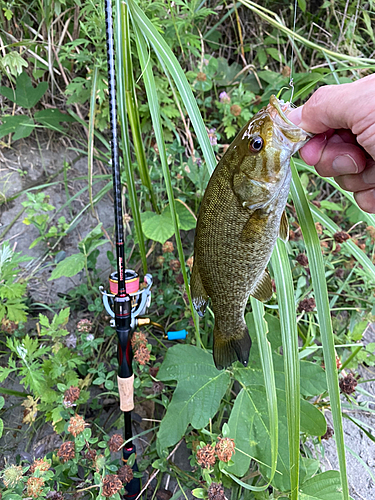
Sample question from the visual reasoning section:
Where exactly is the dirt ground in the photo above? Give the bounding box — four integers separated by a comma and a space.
1, 138, 374, 499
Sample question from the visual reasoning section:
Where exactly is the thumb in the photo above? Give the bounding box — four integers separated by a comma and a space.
288, 84, 354, 134
288, 74, 375, 160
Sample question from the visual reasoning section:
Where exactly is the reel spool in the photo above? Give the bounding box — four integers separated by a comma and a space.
100, 271, 187, 340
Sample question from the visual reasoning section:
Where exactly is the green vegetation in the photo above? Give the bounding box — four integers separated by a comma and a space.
1, 0, 375, 499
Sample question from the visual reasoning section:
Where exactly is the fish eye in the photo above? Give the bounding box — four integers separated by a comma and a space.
249, 136, 263, 153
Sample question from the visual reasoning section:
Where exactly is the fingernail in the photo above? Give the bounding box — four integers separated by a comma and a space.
313, 133, 327, 145
288, 106, 303, 126
362, 168, 375, 184
332, 154, 358, 174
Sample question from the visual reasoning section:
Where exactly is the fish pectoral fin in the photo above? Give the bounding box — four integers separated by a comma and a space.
240, 209, 268, 243
250, 268, 273, 302
279, 210, 289, 242
190, 263, 209, 317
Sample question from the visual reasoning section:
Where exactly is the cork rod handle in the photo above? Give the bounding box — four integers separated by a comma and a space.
117, 374, 134, 411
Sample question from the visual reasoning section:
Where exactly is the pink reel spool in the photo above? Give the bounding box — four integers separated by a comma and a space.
109, 270, 139, 295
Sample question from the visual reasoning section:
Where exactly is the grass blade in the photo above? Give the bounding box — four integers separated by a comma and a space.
239, 0, 375, 66
88, 65, 99, 215
250, 297, 278, 485
127, 0, 216, 175
115, 0, 147, 274
290, 159, 349, 500
296, 160, 375, 227
310, 203, 375, 281
131, 15, 201, 346
121, 4, 159, 213
271, 240, 300, 500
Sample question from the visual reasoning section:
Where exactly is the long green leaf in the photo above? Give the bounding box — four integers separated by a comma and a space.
122, 4, 158, 212
127, 0, 216, 175
290, 160, 349, 500
295, 160, 375, 227
310, 204, 375, 281
271, 240, 300, 500
115, 0, 147, 274
250, 297, 278, 485
88, 65, 98, 215
239, 0, 375, 66
131, 15, 201, 345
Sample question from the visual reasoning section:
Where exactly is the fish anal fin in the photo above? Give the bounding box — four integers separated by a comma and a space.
250, 268, 273, 302
190, 262, 209, 317
279, 210, 289, 242
213, 323, 251, 370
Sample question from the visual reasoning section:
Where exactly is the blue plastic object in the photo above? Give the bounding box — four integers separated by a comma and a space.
167, 329, 188, 341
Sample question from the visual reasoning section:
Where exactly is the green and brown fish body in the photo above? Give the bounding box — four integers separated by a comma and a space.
191, 96, 312, 370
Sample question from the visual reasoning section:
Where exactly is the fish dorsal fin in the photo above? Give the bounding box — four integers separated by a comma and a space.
251, 268, 273, 302
279, 210, 289, 242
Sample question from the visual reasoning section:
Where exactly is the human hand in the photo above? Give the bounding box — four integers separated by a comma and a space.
288, 74, 375, 213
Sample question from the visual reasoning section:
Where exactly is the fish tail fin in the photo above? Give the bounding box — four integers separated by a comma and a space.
190, 263, 209, 317
213, 322, 251, 370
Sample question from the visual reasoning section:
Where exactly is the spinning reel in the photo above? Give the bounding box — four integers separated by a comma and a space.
100, 270, 188, 340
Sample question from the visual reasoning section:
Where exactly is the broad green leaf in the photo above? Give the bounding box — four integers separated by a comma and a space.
191, 488, 206, 499
0, 115, 35, 141
34, 108, 76, 132
0, 84, 16, 102
226, 384, 326, 491
319, 200, 343, 212
244, 314, 327, 397
48, 253, 85, 281
165, 202, 196, 231
300, 471, 343, 499
2, 494, 23, 500
51, 406, 63, 424
14, 72, 48, 108
0, 418, 3, 438
300, 458, 320, 484
297, 0, 307, 12
0, 396, 4, 410
298, 361, 327, 398
246, 311, 282, 350
141, 211, 174, 244
157, 345, 230, 449
225, 387, 255, 476
0, 51, 27, 76
78, 224, 108, 256
55, 307, 70, 327
266, 47, 286, 64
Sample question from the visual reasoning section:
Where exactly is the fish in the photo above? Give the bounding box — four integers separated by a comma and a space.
191, 95, 313, 370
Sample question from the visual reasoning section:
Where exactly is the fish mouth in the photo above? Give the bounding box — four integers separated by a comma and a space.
267, 95, 313, 150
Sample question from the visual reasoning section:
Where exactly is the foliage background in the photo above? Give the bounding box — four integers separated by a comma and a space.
1, 0, 375, 499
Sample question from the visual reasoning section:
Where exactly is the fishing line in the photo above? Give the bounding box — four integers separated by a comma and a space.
289, 0, 298, 103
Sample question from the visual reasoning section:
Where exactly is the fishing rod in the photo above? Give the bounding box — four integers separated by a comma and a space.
103, 1, 187, 496
104, 0, 141, 496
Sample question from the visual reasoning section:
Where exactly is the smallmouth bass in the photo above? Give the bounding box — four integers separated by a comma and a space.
191, 96, 313, 370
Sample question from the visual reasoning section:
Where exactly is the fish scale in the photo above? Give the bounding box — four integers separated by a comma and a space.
191, 95, 313, 370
